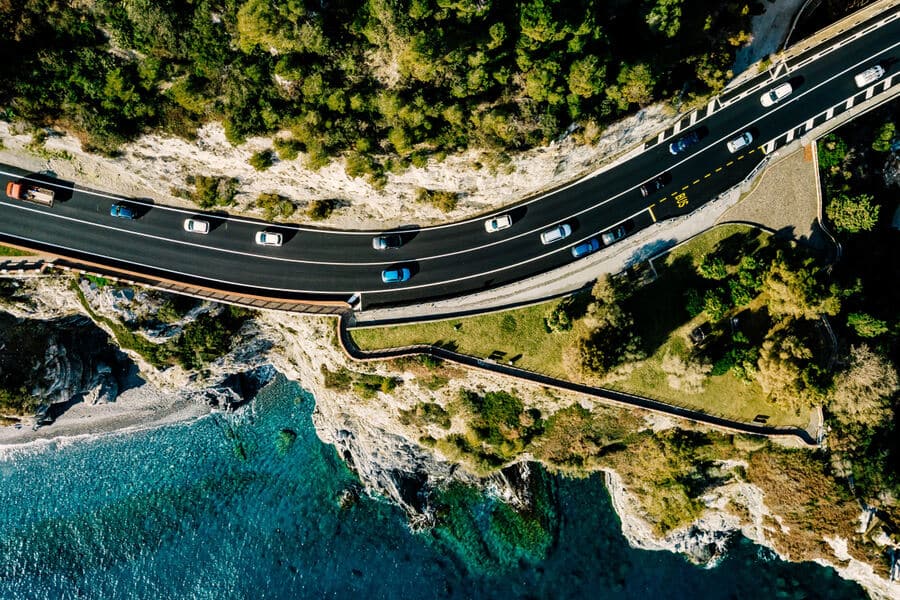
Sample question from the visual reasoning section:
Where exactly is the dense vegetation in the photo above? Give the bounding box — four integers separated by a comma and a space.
73, 281, 252, 370
2, 0, 750, 167
815, 102, 900, 525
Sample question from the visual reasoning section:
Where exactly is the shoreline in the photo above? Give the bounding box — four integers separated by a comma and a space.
0, 382, 211, 450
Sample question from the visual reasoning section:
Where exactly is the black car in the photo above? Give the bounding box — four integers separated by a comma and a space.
668, 131, 701, 155
639, 174, 667, 197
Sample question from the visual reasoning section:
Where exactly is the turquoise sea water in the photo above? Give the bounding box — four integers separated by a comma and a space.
0, 377, 868, 599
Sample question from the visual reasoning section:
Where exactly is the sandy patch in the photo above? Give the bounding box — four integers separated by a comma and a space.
0, 382, 210, 448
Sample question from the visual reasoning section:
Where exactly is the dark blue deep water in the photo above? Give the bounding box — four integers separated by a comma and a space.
0, 378, 867, 599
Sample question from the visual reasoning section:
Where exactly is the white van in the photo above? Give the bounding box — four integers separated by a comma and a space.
854, 66, 885, 88
540, 223, 572, 245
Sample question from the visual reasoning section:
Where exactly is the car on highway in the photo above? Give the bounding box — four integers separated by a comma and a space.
484, 214, 513, 233
540, 223, 572, 245
726, 131, 754, 153
760, 82, 793, 107
183, 218, 210, 234
854, 65, 885, 88
372, 233, 403, 250
109, 203, 136, 219
381, 266, 411, 283
255, 231, 283, 247
639, 174, 667, 197
601, 225, 627, 246
571, 238, 600, 258
668, 131, 701, 155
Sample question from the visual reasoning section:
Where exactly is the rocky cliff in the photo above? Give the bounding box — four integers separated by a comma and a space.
1, 274, 898, 599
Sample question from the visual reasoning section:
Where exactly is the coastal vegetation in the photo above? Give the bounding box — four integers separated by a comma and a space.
1, 0, 750, 168
814, 101, 900, 533
73, 279, 252, 370
350, 223, 849, 426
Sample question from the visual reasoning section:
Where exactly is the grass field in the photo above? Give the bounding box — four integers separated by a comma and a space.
0, 245, 33, 257
350, 224, 810, 428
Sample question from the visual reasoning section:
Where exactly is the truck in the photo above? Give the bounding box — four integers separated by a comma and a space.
6, 180, 55, 206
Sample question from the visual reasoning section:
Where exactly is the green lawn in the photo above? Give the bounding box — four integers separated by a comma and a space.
352, 301, 578, 379
0, 245, 33, 257
350, 225, 809, 428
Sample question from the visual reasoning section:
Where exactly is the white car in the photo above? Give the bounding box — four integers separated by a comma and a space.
854, 65, 885, 88
760, 82, 792, 107
726, 131, 753, 154
484, 214, 513, 233
183, 218, 210, 234
255, 231, 283, 247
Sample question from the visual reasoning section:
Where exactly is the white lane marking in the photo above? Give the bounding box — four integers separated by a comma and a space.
4, 24, 899, 245
785, 129, 795, 142
0, 202, 653, 296
2, 31, 899, 291
826, 106, 835, 118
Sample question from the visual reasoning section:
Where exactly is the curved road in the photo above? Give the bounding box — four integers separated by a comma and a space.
1, 8, 898, 308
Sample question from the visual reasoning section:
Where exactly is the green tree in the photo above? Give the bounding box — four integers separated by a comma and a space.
568, 55, 606, 98
645, 0, 683, 38
606, 63, 656, 110
762, 252, 841, 320
826, 194, 880, 233
846, 312, 889, 338
236, 0, 328, 55
871, 121, 896, 152
755, 322, 817, 405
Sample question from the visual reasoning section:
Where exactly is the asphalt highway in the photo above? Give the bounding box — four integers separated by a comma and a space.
1, 8, 899, 308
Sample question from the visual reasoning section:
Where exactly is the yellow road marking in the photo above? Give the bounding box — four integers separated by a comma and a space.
648, 206, 657, 222
737, 154, 745, 160
704, 173, 711, 179
726, 160, 734, 166
681, 185, 690, 191
748, 149, 756, 154
715, 167, 722, 172
693, 179, 700, 184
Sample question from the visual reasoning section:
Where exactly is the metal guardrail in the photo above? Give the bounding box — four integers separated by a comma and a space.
337, 315, 818, 446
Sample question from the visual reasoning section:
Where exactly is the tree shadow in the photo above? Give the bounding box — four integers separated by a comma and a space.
710, 229, 764, 265
624, 254, 702, 354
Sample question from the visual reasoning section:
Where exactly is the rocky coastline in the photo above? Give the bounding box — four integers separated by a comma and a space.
1, 273, 899, 599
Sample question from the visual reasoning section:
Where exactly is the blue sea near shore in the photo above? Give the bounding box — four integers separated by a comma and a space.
0, 377, 868, 599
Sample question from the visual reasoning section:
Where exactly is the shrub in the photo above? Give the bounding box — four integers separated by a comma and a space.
416, 188, 459, 213
826, 193, 880, 233
256, 193, 296, 220
684, 288, 704, 317
698, 256, 728, 280
249, 149, 275, 171
307, 199, 337, 220
273, 137, 303, 160
187, 175, 238, 208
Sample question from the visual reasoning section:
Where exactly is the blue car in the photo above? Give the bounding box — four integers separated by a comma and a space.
668, 131, 700, 155
109, 203, 136, 219
571, 238, 600, 258
381, 267, 411, 284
